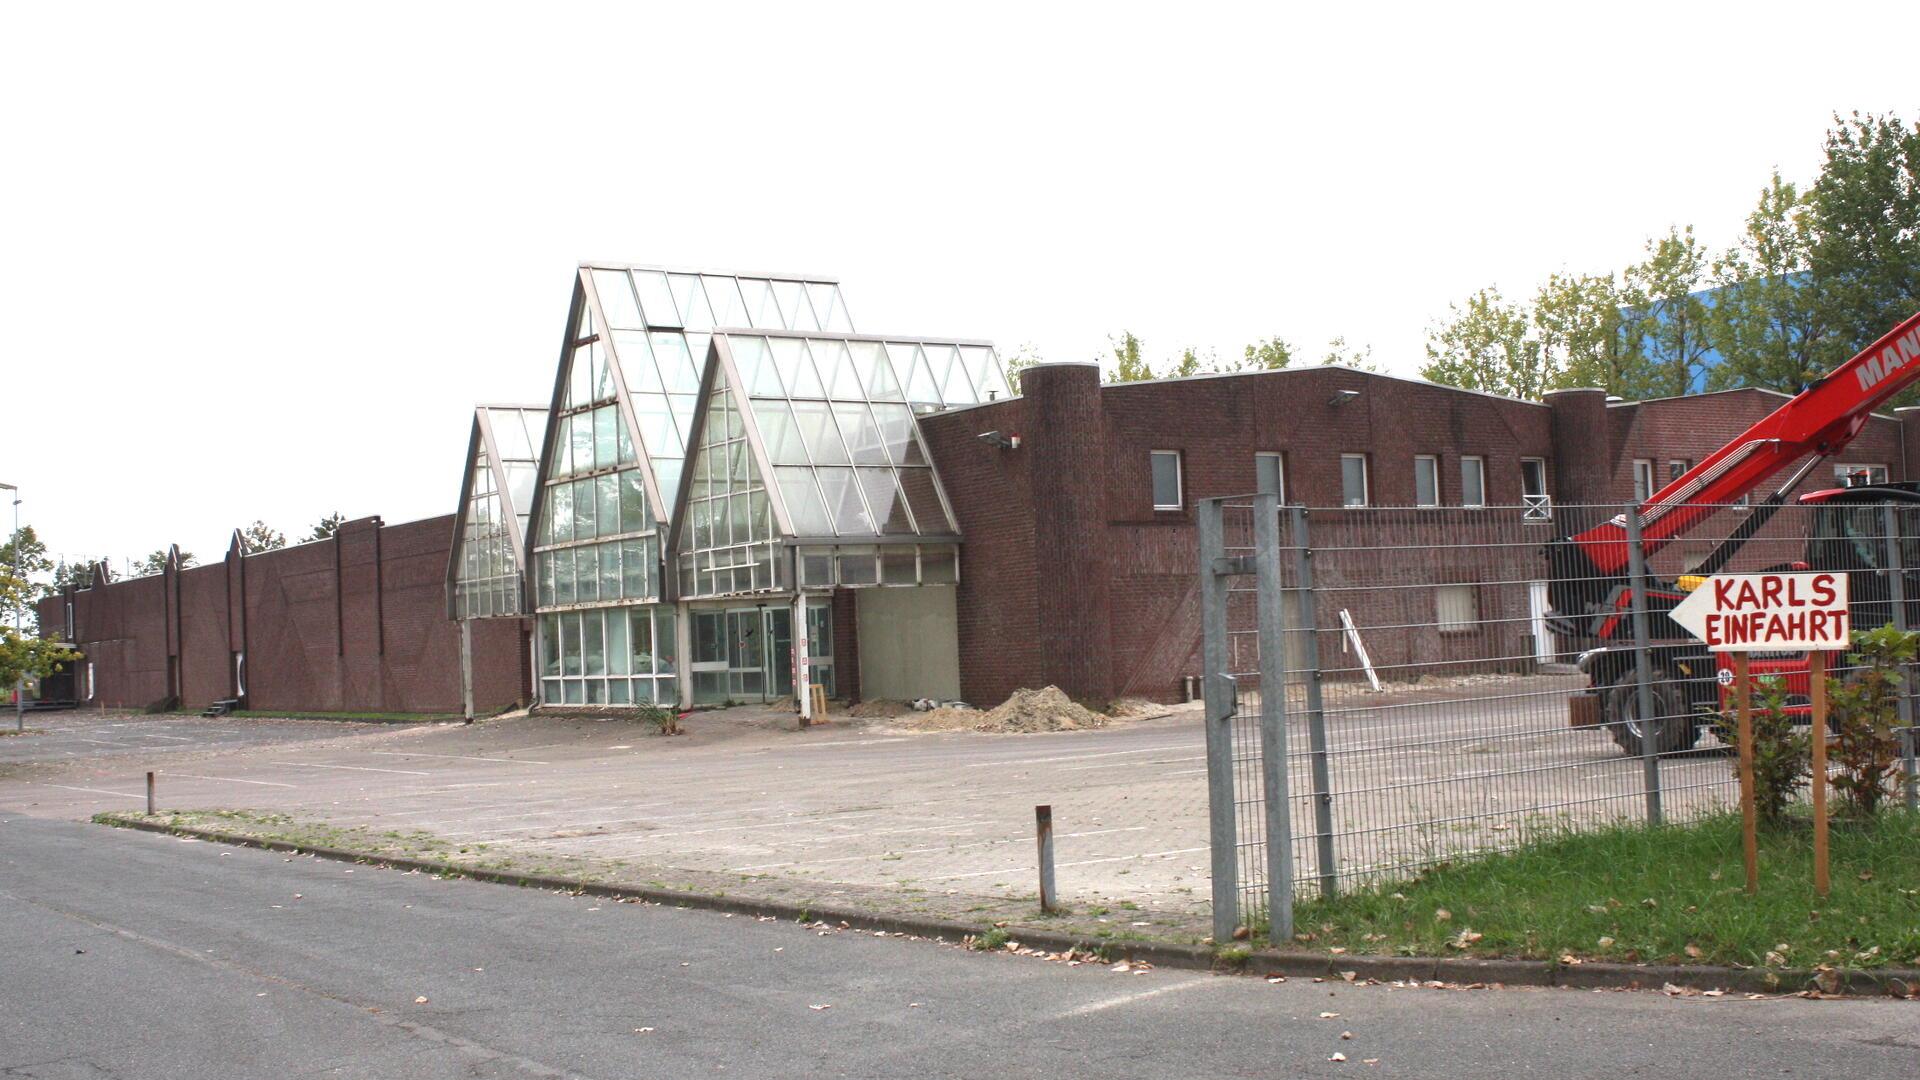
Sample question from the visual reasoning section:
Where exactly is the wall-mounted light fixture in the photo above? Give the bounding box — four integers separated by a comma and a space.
1327, 389, 1361, 407
977, 430, 1021, 450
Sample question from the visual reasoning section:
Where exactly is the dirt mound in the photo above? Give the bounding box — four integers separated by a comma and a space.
895, 686, 1111, 734
1105, 697, 1166, 718
845, 699, 913, 719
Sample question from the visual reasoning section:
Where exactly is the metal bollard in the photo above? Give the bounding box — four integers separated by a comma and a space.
146, 771, 155, 815
1035, 805, 1057, 913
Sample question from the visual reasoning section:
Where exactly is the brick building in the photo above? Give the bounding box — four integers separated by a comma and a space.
42, 263, 1918, 714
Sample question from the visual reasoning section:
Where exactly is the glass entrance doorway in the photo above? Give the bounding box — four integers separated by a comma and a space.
691, 602, 832, 705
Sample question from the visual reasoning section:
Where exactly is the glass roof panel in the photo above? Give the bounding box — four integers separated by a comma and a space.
892, 343, 942, 407
785, 283, 821, 331
703, 275, 746, 329
730, 335, 786, 397
751, 399, 810, 465
821, 285, 853, 332
899, 467, 955, 533
856, 467, 916, 534
960, 346, 1007, 400
832, 402, 889, 465
790, 400, 850, 465
849, 341, 901, 400
591, 269, 645, 329
651, 333, 701, 393
668, 394, 699, 445
632, 270, 678, 327
669, 273, 713, 330
772, 337, 826, 398
774, 467, 834, 535
611, 330, 664, 395
815, 466, 874, 535
928, 344, 978, 405
769, 280, 804, 330
739, 278, 780, 329
869, 402, 926, 466
654, 458, 683, 507
632, 392, 680, 456
812, 339, 863, 398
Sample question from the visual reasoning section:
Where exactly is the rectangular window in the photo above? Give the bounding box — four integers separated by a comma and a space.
1835, 463, 1889, 487
1413, 455, 1439, 507
1668, 459, 1688, 482
1341, 454, 1369, 507
1437, 584, 1479, 633
1633, 459, 1655, 502
1460, 456, 1485, 508
1255, 452, 1285, 502
1150, 450, 1182, 510
1521, 458, 1547, 499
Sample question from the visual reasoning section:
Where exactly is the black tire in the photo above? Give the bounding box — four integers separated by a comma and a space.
1603, 667, 1701, 757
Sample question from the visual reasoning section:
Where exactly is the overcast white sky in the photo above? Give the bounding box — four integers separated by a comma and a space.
3, 2, 1915, 570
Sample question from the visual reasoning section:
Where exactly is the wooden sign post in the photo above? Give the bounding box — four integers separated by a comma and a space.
1671, 571, 1849, 898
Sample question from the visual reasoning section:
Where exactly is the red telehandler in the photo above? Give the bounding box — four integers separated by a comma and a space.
1547, 310, 1920, 756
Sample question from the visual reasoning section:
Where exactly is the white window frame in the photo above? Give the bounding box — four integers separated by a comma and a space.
1633, 459, 1655, 503
1436, 584, 1480, 634
1668, 459, 1689, 482
1150, 450, 1183, 510
1460, 455, 1486, 509
1341, 453, 1370, 507
1255, 451, 1285, 503
1520, 458, 1547, 499
1413, 455, 1439, 508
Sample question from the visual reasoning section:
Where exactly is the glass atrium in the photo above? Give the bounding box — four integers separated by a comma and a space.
448, 405, 547, 619
493, 263, 1008, 710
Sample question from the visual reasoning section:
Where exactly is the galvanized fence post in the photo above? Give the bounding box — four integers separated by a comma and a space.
1251, 493, 1295, 942
1288, 505, 1338, 897
1623, 507, 1663, 826
1196, 498, 1240, 941
1886, 504, 1920, 812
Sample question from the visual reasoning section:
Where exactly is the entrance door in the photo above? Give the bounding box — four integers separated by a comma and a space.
766, 607, 793, 699
726, 610, 765, 700
692, 611, 728, 703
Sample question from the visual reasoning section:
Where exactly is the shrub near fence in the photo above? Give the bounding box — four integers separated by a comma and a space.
1196, 497, 1920, 942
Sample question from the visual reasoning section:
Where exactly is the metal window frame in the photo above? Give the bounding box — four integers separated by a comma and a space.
1413, 454, 1439, 508
1340, 452, 1370, 507
1460, 454, 1486, 509
445, 405, 546, 620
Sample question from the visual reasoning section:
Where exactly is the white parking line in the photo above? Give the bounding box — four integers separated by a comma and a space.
268, 762, 431, 777
131, 733, 195, 742
1063, 755, 1204, 771
933, 846, 1207, 881
168, 773, 297, 789
24, 781, 144, 800
1052, 977, 1215, 1019
962, 745, 1193, 769
371, 751, 550, 766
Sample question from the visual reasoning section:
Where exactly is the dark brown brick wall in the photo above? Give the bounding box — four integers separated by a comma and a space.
37, 514, 529, 714
923, 370, 1912, 706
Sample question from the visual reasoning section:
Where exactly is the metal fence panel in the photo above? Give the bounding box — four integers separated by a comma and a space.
1198, 496, 1920, 932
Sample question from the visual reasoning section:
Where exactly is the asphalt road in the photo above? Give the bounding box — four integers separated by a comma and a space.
2, 817, 1915, 1079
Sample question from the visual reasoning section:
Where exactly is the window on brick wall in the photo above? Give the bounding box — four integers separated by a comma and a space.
1414, 455, 1439, 507
1436, 584, 1479, 633
1835, 463, 1889, 487
1460, 456, 1486, 508
1341, 454, 1369, 507
1255, 452, 1285, 502
1151, 450, 1183, 510
1633, 459, 1655, 502
1668, 459, 1689, 482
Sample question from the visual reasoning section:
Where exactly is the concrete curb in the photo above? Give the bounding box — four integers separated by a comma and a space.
97, 814, 1918, 998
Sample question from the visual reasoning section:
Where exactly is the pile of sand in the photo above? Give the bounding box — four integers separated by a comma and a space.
894, 686, 1111, 734
845, 699, 914, 719
1105, 697, 1166, 719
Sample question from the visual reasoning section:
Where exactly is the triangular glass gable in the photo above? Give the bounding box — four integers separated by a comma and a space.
671, 356, 783, 597
451, 406, 549, 620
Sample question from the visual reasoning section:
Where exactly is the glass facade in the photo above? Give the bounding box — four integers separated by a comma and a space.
504, 264, 1006, 708
539, 605, 677, 705
451, 406, 547, 619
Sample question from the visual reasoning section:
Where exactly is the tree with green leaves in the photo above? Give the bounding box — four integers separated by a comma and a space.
1240, 336, 1295, 371
1321, 336, 1381, 372
131, 549, 195, 577
1534, 271, 1642, 394
1805, 111, 1920, 371
0, 526, 75, 691
239, 520, 286, 554
1001, 343, 1041, 395
1707, 171, 1829, 393
308, 513, 346, 541
1619, 225, 1716, 398
1420, 286, 1552, 397
0, 527, 52, 609
1106, 331, 1154, 382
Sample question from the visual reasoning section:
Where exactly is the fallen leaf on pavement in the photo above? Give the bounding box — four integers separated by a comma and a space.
414, 996, 429, 1004
1329, 1052, 1347, 1062
1340, 1031, 1353, 1040
809, 1004, 832, 1011
634, 1028, 654, 1033
1319, 1012, 1340, 1019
